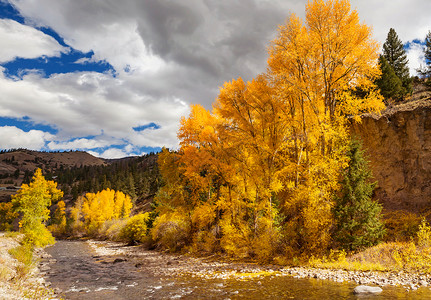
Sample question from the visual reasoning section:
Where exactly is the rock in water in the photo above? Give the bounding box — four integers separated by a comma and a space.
353, 285, 383, 294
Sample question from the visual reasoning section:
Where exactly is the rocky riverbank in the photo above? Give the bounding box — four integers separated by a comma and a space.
2, 236, 430, 299
0, 232, 57, 300
87, 240, 431, 292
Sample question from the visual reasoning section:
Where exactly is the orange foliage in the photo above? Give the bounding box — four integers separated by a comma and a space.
155, 0, 384, 258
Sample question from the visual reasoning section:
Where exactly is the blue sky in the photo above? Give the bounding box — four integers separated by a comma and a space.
0, 0, 430, 158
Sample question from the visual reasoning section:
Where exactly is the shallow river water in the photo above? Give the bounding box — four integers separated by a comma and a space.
43, 240, 431, 299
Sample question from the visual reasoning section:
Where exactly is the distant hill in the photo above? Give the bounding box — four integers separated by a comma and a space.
0, 149, 160, 212
0, 149, 106, 175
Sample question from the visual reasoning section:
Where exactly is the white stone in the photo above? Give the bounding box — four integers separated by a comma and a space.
353, 285, 383, 294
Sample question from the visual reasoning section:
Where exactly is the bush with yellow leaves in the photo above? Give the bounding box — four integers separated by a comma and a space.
151, 211, 190, 252
120, 213, 150, 244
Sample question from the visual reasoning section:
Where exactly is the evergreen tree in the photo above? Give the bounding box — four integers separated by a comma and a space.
419, 31, 431, 79
333, 138, 385, 252
376, 55, 403, 100
382, 28, 412, 96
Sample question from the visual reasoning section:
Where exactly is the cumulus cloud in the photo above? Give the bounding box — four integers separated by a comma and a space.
0, 68, 189, 152
0, 126, 53, 150
350, 0, 431, 45
9, 0, 296, 107
88, 147, 142, 159
0, 18, 67, 63
10, 0, 431, 108
47, 137, 116, 151
406, 42, 426, 76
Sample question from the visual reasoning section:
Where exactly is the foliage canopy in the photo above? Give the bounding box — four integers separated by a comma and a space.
154, 0, 385, 259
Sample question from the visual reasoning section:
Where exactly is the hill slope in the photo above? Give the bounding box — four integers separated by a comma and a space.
0, 149, 160, 208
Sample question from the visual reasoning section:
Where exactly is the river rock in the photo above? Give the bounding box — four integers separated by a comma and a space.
353, 285, 383, 294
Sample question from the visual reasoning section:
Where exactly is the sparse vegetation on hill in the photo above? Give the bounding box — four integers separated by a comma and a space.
0, 150, 161, 212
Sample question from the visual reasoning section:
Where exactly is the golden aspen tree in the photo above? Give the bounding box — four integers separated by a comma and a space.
213, 76, 294, 259
12, 168, 63, 246
266, 0, 384, 254
79, 189, 132, 235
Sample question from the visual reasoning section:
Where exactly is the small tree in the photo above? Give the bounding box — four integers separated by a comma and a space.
12, 168, 63, 246
382, 28, 412, 97
376, 55, 403, 101
333, 139, 385, 252
419, 31, 431, 80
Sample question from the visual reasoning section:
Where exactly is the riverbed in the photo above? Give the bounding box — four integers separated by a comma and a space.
42, 240, 431, 299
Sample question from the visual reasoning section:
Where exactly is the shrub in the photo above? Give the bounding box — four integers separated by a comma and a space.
417, 219, 431, 248
191, 228, 219, 254
151, 212, 190, 252
120, 213, 150, 244
383, 210, 422, 242
102, 219, 127, 241
8, 241, 33, 278
0, 202, 18, 231
219, 215, 252, 258
22, 223, 55, 248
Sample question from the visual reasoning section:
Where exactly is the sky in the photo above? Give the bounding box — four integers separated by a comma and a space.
0, 0, 430, 159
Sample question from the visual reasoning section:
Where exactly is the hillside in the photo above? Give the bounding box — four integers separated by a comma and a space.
0, 149, 160, 208
0, 149, 106, 176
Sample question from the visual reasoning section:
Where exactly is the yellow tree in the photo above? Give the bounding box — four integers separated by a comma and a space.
80, 189, 132, 234
213, 75, 296, 259
12, 168, 63, 246
267, 0, 384, 254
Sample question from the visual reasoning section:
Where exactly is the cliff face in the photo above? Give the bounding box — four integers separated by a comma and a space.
351, 103, 431, 211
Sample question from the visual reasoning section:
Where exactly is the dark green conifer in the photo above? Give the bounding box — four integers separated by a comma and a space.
421, 31, 431, 79
376, 55, 403, 100
333, 138, 385, 252
382, 28, 412, 97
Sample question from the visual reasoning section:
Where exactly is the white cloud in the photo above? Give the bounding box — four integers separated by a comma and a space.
89, 148, 129, 159
0, 19, 67, 63
47, 137, 115, 150
0, 126, 53, 150
0, 68, 189, 151
349, 1, 431, 45
406, 43, 426, 76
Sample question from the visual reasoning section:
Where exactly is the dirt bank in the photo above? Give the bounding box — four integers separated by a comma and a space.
0, 232, 57, 300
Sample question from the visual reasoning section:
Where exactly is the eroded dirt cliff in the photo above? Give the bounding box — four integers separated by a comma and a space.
351, 98, 431, 212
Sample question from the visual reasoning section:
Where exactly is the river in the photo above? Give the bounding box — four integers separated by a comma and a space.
42, 240, 430, 299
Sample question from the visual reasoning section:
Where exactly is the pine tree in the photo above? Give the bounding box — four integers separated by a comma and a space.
376, 55, 403, 100
382, 28, 412, 97
421, 31, 431, 79
333, 139, 385, 252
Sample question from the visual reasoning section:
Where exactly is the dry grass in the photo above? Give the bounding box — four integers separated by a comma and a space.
308, 219, 431, 273
8, 242, 34, 279
308, 249, 386, 272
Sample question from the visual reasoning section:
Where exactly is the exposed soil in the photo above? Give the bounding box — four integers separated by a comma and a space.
0, 233, 56, 300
